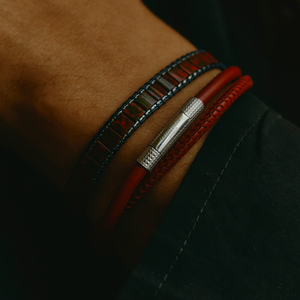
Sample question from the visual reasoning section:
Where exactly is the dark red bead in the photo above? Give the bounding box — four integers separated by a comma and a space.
135, 92, 156, 110
110, 113, 134, 136
157, 73, 178, 91
168, 65, 189, 83
179, 60, 199, 75
201, 52, 218, 63
198, 52, 211, 64
147, 83, 167, 99
89, 140, 110, 166
188, 52, 207, 68
146, 88, 161, 100
123, 102, 145, 122
98, 127, 122, 151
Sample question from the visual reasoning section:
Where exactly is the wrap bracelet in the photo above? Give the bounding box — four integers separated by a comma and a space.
127, 74, 254, 211
89, 67, 249, 253
65, 49, 225, 209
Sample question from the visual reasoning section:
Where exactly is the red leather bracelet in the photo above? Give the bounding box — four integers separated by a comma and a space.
65, 49, 225, 210
89, 67, 246, 253
127, 75, 253, 211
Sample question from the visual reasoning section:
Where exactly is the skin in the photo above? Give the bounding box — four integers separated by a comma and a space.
0, 0, 220, 270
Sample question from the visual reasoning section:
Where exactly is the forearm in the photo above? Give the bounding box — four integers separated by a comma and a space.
0, 0, 220, 268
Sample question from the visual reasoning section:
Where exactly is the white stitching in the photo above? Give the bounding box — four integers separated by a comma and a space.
153, 114, 264, 297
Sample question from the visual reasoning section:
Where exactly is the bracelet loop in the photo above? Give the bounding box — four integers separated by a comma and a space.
65, 49, 225, 209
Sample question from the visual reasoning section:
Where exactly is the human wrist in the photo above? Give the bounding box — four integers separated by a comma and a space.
0, 0, 222, 268
0, 0, 200, 189
85, 67, 221, 224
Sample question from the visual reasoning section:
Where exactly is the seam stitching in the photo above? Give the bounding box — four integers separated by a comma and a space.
153, 113, 266, 297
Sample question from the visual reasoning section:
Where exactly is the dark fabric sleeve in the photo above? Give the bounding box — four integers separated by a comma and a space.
116, 92, 300, 299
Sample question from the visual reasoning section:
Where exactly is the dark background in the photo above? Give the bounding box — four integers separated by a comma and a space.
144, 0, 300, 127
1, 1, 300, 299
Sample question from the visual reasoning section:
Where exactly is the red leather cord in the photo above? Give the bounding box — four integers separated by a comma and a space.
195, 66, 241, 105
89, 164, 148, 252
89, 67, 245, 253
125, 75, 253, 213
66, 50, 224, 210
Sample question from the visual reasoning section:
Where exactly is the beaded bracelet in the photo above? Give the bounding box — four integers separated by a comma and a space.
65, 49, 226, 209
